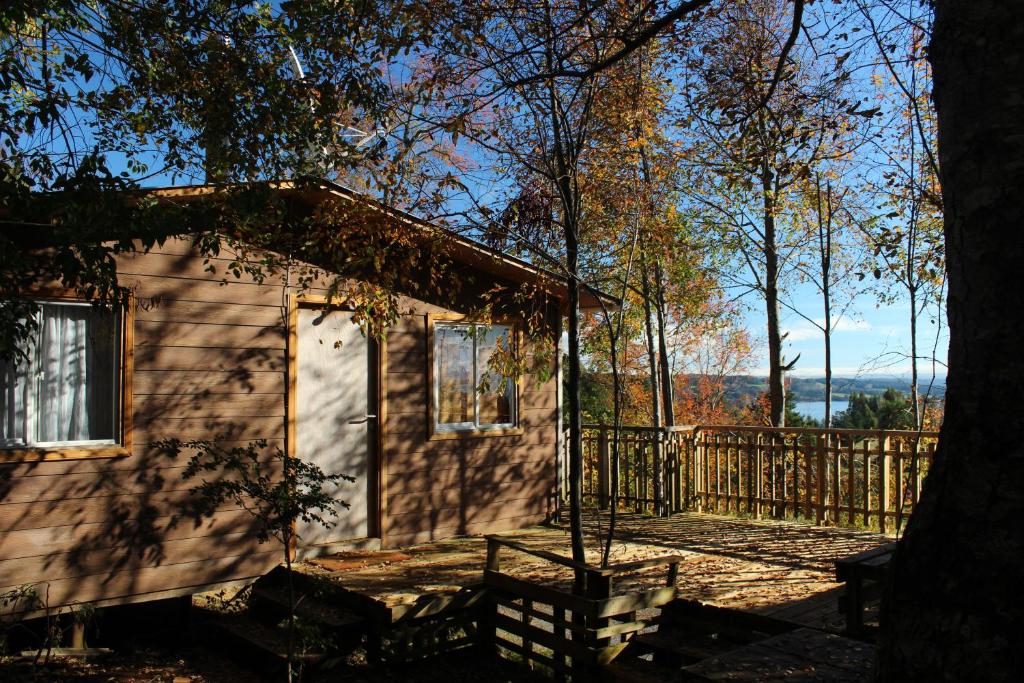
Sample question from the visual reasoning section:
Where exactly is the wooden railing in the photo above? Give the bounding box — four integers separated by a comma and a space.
580, 425, 691, 514
481, 535, 682, 676
577, 424, 939, 534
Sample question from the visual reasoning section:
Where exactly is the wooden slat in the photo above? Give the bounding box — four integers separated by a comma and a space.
0, 465, 192, 505
595, 587, 678, 619
0, 550, 279, 611
134, 345, 286, 372
134, 369, 283, 395
134, 320, 286, 349
492, 611, 594, 661
863, 439, 872, 527
833, 438, 842, 523
387, 480, 552, 515
0, 489, 245, 533
135, 393, 284, 420
136, 415, 285, 441
135, 299, 284, 326
0, 531, 259, 587
386, 459, 553, 496
383, 511, 548, 548
386, 497, 548, 535
805, 438, 814, 519
0, 508, 264, 561
484, 570, 595, 616
120, 274, 289, 307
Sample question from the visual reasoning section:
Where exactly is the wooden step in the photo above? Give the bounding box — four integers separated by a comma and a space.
208, 613, 327, 678
630, 629, 738, 667
250, 583, 365, 635
603, 653, 703, 683
256, 565, 359, 607
659, 599, 796, 640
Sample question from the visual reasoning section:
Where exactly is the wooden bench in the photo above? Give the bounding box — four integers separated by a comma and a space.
835, 542, 897, 637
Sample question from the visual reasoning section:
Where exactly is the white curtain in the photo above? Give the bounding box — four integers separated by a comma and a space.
0, 354, 30, 445
36, 305, 115, 443
0, 304, 116, 445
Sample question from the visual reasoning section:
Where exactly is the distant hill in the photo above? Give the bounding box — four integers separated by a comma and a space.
787, 376, 946, 402
677, 375, 947, 404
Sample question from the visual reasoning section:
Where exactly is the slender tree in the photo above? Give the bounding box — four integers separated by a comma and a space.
855, 0, 944, 429
683, 0, 840, 426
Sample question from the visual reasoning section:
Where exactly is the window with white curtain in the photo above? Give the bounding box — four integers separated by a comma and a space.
434, 322, 517, 432
0, 301, 120, 448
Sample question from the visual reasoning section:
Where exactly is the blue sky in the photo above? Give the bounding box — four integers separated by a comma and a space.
744, 279, 948, 380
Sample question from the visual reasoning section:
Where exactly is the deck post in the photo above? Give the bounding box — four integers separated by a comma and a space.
693, 430, 703, 511
909, 436, 921, 508
479, 538, 500, 655
815, 433, 827, 526
597, 425, 611, 510
878, 432, 890, 534
754, 434, 763, 520
585, 569, 613, 675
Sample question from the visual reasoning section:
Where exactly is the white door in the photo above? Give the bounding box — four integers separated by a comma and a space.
295, 307, 375, 546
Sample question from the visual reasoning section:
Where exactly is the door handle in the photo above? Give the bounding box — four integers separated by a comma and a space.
348, 414, 377, 424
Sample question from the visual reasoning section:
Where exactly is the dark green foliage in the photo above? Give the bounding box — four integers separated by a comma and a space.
0, 585, 40, 654
578, 365, 614, 424
833, 389, 916, 430
0, 0, 428, 361
157, 437, 352, 681
156, 438, 351, 546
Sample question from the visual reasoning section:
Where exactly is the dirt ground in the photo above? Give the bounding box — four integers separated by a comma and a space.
0, 591, 541, 683
0, 645, 543, 683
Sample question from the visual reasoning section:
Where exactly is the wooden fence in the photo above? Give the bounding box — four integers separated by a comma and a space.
578, 424, 938, 534
481, 535, 682, 678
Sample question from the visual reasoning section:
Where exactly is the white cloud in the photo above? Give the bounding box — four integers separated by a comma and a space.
783, 317, 872, 342
831, 318, 872, 333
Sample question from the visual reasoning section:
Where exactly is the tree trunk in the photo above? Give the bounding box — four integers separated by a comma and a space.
820, 180, 833, 429
654, 259, 676, 427
878, 1, 1024, 679
601, 306, 623, 567
641, 266, 665, 516
565, 234, 586, 566
823, 321, 832, 428
908, 283, 921, 429
762, 167, 785, 427
284, 528, 296, 683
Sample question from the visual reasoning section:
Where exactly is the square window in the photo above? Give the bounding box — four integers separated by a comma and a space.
433, 321, 517, 433
1, 301, 122, 449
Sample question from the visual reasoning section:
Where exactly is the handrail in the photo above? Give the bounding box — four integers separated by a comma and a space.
691, 424, 939, 438
574, 423, 938, 534
581, 423, 940, 439
481, 535, 684, 674
485, 535, 683, 579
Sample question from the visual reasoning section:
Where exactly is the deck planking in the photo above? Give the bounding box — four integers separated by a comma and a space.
293, 511, 888, 632
683, 627, 875, 681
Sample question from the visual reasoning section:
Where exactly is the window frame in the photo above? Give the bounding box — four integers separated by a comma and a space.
427, 313, 522, 440
0, 291, 134, 463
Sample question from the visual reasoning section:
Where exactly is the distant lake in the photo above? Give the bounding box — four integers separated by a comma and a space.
795, 400, 849, 422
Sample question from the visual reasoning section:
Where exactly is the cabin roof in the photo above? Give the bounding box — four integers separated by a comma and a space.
138, 178, 617, 311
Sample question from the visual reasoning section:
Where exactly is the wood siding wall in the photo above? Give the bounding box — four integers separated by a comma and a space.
382, 306, 558, 549
0, 237, 558, 611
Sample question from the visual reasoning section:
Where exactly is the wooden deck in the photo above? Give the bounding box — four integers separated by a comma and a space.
682, 627, 875, 681
294, 511, 888, 633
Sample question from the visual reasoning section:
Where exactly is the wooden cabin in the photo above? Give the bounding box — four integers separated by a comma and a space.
0, 181, 598, 615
